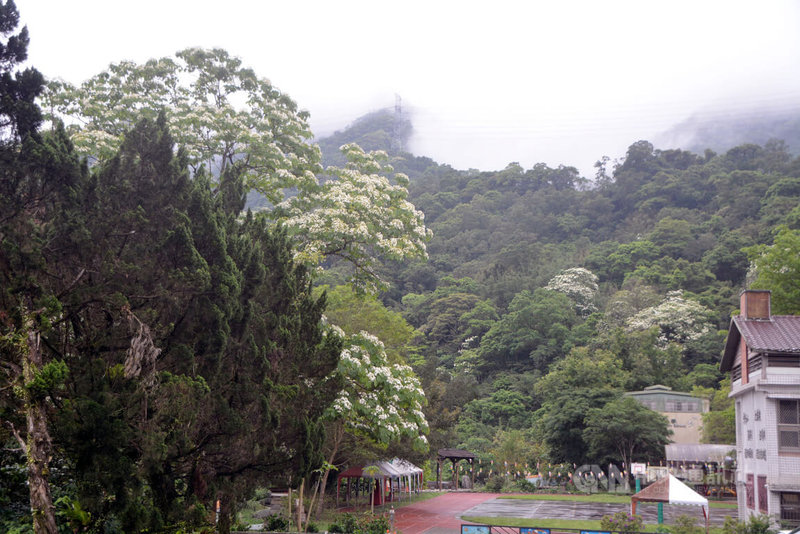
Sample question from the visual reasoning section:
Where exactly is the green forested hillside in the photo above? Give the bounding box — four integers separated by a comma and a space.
319, 109, 800, 466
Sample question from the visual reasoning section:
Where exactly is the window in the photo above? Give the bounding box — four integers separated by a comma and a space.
758, 476, 767, 513
778, 400, 800, 452
666, 401, 685, 412
782, 493, 800, 527
747, 474, 754, 509
770, 354, 800, 367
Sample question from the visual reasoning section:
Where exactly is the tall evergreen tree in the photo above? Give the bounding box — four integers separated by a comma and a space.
46, 115, 343, 533
0, 0, 43, 143
0, 3, 73, 532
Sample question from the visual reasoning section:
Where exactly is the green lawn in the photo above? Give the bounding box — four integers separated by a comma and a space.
498, 493, 738, 509
499, 494, 633, 504
462, 515, 725, 534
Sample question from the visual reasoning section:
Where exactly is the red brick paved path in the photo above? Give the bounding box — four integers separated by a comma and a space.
393, 493, 501, 534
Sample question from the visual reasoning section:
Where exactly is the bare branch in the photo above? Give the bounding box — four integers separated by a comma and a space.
7, 421, 27, 453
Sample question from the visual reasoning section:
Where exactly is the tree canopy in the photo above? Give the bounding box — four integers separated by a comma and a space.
44, 50, 431, 293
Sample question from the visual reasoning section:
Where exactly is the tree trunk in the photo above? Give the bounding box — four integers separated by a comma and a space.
622, 449, 632, 493
217, 496, 231, 534
17, 325, 58, 534
315, 425, 344, 519
296, 479, 305, 533
304, 478, 320, 532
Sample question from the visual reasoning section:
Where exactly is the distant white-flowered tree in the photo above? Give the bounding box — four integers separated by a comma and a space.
625, 291, 713, 347
279, 144, 431, 293
315, 328, 428, 515
545, 267, 599, 316
42, 48, 430, 292
43, 48, 320, 202
328, 329, 428, 448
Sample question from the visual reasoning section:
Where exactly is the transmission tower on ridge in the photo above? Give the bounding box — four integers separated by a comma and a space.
391, 93, 403, 153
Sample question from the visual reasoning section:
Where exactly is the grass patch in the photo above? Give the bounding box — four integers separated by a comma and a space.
499, 494, 632, 504
463, 516, 725, 534
498, 494, 737, 509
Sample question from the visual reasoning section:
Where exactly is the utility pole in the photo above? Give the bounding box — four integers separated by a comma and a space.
391, 94, 403, 153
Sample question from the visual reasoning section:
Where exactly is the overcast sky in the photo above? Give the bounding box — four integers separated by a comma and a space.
19, 0, 800, 177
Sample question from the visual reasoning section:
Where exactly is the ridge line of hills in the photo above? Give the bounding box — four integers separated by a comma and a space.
314, 107, 800, 456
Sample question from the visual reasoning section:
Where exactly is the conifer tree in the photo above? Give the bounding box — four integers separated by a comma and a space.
0, 2, 74, 532
0, 0, 43, 143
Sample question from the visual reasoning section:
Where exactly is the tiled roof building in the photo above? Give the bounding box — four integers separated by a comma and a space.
720, 290, 800, 527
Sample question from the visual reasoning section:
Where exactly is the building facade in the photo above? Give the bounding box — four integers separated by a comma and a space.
627, 384, 710, 444
720, 290, 800, 527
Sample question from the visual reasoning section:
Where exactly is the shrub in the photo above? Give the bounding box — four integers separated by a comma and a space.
722, 515, 775, 534
329, 512, 359, 534
266, 513, 291, 532
484, 475, 505, 492
514, 479, 538, 493
362, 514, 389, 534
329, 512, 390, 534
253, 487, 272, 501
671, 514, 703, 534
600, 511, 644, 534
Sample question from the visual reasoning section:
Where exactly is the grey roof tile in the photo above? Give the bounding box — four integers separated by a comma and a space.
733, 315, 800, 353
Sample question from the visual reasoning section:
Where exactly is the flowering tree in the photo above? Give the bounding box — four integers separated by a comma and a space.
329, 330, 428, 448
545, 267, 599, 316
279, 144, 431, 292
43, 48, 319, 202
625, 291, 714, 346
42, 48, 430, 292
315, 328, 428, 516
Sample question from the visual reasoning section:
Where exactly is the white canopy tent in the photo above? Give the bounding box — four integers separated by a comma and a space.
631, 474, 709, 533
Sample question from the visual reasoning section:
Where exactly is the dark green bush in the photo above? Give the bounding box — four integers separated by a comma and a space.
484, 475, 505, 492
329, 512, 389, 534
600, 511, 644, 534
670, 514, 703, 534
514, 479, 538, 493
266, 514, 291, 532
329, 512, 359, 533
722, 515, 775, 534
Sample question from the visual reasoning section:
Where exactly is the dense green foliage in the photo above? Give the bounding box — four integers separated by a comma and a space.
6, 7, 800, 527
1, 111, 343, 532
321, 109, 800, 470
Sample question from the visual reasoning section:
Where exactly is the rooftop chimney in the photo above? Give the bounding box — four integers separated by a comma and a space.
740, 289, 771, 320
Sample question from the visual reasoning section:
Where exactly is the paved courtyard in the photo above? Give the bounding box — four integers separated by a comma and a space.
393, 493, 739, 534
464, 498, 737, 527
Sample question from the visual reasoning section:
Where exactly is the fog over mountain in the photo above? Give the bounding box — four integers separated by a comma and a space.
21, 0, 800, 181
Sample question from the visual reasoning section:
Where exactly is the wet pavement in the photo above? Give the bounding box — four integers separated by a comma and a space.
393, 493, 500, 534
463, 498, 738, 527
392, 493, 739, 534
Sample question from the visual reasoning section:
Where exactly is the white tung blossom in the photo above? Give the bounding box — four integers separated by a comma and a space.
545, 267, 599, 316
626, 291, 713, 346
324, 328, 429, 450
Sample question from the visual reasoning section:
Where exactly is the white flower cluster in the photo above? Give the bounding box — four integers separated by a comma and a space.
626, 291, 713, 345
545, 267, 599, 316
43, 48, 321, 204
279, 145, 432, 293
323, 328, 429, 448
